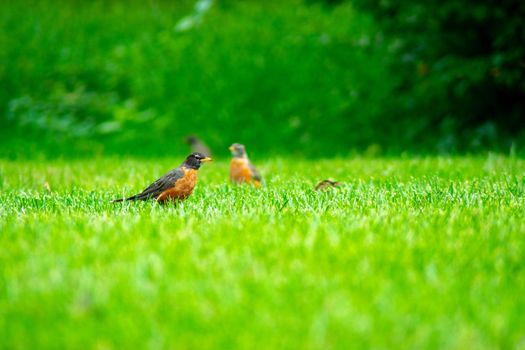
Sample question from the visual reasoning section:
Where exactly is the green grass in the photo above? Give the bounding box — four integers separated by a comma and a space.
1, 156, 524, 349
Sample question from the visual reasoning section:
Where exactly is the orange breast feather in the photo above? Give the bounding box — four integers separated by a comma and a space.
157, 168, 198, 203
230, 158, 254, 184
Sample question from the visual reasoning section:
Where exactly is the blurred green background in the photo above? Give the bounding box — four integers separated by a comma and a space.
1, 0, 524, 158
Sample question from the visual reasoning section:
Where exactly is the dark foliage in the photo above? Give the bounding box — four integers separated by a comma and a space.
320, 0, 525, 151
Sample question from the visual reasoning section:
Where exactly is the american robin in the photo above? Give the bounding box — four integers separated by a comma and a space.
314, 179, 342, 191
229, 143, 262, 187
185, 135, 212, 157
112, 152, 212, 204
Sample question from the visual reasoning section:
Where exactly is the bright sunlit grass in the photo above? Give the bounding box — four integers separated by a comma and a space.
1, 156, 524, 349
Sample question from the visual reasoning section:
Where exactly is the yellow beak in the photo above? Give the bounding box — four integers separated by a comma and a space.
228, 146, 235, 152
201, 157, 212, 163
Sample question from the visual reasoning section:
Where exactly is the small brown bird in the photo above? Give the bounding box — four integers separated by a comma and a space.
185, 135, 212, 157
229, 143, 262, 187
112, 152, 212, 204
315, 179, 342, 191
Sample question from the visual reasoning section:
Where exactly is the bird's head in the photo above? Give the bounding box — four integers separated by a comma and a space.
184, 152, 212, 169
185, 135, 198, 145
229, 143, 247, 158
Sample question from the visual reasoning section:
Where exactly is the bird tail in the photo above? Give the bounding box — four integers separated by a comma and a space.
111, 194, 139, 203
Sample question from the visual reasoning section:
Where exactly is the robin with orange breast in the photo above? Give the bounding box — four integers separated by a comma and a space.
229, 143, 262, 187
112, 152, 212, 204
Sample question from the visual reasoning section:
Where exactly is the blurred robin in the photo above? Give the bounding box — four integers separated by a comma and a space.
185, 135, 212, 157
229, 143, 262, 187
112, 152, 212, 204
315, 179, 342, 191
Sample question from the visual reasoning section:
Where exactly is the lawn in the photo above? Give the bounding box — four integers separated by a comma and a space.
0, 156, 524, 349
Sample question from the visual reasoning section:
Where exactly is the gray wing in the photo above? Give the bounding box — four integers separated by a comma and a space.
131, 167, 184, 200
248, 162, 262, 182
